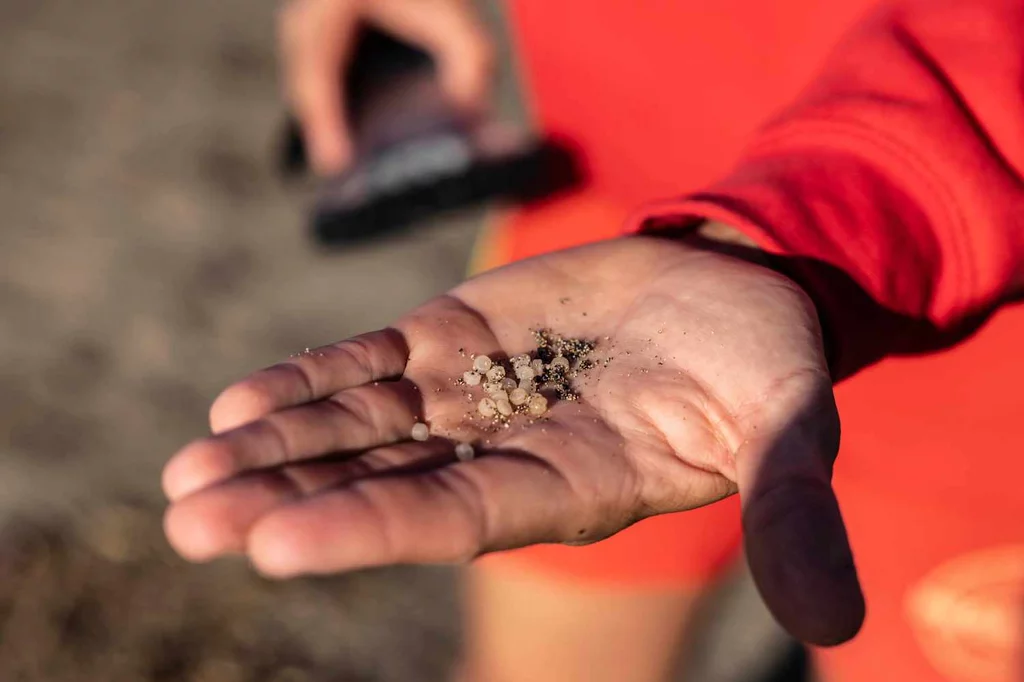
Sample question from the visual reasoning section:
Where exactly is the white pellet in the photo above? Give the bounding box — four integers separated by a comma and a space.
528, 394, 548, 416
511, 354, 530, 367
473, 355, 493, 373
485, 365, 506, 381
550, 356, 570, 370
515, 365, 535, 381
463, 371, 482, 386
490, 389, 509, 403
478, 397, 497, 418
509, 388, 529, 405
455, 443, 475, 461
496, 399, 514, 417
483, 381, 503, 395
519, 378, 535, 392
411, 422, 430, 441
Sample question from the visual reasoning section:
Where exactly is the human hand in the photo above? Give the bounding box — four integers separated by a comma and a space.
162, 232, 864, 645
278, 0, 493, 173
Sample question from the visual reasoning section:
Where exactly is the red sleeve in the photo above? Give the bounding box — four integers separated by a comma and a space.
632, 0, 1024, 378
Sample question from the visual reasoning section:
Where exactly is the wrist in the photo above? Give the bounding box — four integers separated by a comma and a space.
652, 219, 772, 268
691, 220, 761, 250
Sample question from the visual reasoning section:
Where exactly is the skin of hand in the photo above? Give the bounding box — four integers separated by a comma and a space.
162, 224, 865, 646
279, 0, 494, 174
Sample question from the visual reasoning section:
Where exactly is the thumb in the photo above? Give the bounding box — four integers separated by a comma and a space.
365, 0, 495, 111
736, 378, 865, 646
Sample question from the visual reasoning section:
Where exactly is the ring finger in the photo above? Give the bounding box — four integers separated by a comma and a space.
164, 439, 457, 562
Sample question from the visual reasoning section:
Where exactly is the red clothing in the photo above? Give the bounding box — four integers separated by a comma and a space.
633, 0, 1024, 378
476, 0, 1024, 680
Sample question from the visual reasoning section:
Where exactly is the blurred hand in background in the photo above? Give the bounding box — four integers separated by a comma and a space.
279, 0, 495, 174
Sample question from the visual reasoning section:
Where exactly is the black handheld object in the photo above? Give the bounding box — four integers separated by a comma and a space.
279, 28, 579, 246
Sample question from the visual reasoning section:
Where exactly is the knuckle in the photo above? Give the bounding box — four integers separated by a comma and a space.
434, 468, 490, 559
328, 389, 376, 430
275, 360, 317, 401
337, 337, 379, 381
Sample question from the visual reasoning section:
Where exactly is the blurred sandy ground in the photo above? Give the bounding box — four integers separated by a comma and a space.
0, 0, 797, 679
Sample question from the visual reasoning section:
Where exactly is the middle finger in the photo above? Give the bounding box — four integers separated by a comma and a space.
163, 379, 424, 501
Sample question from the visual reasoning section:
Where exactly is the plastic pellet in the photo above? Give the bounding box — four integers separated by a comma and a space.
528, 394, 548, 416
550, 356, 570, 370
485, 365, 506, 381
531, 359, 544, 374
490, 389, 509, 403
511, 354, 530, 367
455, 443, 475, 461
483, 381, 503, 395
515, 365, 535, 381
501, 377, 517, 392
509, 388, 529, 405
463, 371, 482, 386
411, 423, 429, 441
496, 399, 514, 417
519, 378, 535, 392
473, 355, 493, 373
478, 398, 497, 418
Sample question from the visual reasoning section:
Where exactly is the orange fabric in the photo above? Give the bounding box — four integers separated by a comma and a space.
487, 192, 628, 264
819, 308, 1024, 682
478, 498, 742, 588
506, 0, 880, 208
476, 1, 1024, 679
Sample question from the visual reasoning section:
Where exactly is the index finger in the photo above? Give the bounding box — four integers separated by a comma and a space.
210, 327, 409, 433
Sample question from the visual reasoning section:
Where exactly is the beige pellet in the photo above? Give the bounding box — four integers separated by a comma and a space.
473, 355, 493, 373
531, 359, 545, 374
478, 397, 497, 418
511, 354, 530, 367
509, 388, 529, 405
486, 365, 506, 381
463, 371, 482, 386
490, 389, 510, 403
483, 381, 503, 395
411, 422, 430, 441
496, 399, 514, 417
515, 365, 535, 381
455, 443, 475, 461
528, 394, 548, 416
501, 377, 518, 392
550, 356, 570, 370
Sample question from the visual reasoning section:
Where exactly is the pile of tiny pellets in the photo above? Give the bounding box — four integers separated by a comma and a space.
409, 329, 597, 462
465, 329, 596, 424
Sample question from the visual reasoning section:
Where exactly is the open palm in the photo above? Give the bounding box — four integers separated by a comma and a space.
163, 234, 864, 645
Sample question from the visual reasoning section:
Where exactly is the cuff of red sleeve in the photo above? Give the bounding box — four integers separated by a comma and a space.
625, 197, 784, 254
